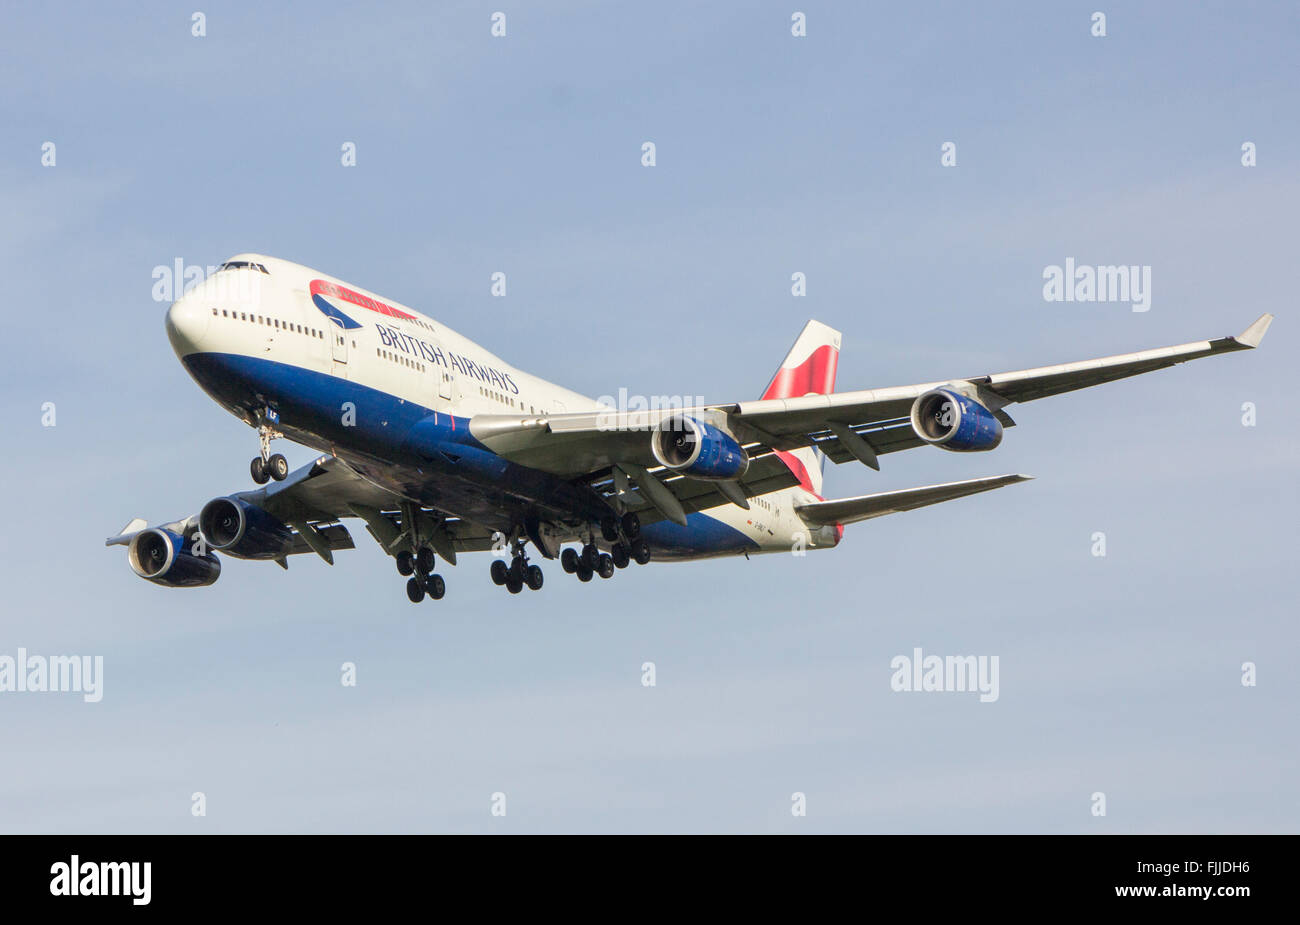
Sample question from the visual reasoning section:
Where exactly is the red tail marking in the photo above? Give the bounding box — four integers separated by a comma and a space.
761, 344, 839, 401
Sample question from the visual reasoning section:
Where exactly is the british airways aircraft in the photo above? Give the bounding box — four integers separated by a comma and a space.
106, 254, 1273, 603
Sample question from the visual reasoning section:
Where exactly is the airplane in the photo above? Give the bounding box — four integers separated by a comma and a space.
106, 254, 1273, 603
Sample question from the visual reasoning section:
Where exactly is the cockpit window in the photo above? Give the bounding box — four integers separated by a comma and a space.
217, 261, 270, 274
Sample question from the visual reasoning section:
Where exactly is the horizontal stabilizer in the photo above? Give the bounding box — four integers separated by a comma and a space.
794, 474, 1032, 527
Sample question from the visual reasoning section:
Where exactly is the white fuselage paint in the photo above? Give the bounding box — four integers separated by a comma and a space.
166, 254, 840, 559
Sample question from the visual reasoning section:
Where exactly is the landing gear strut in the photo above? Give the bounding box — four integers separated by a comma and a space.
249, 414, 288, 484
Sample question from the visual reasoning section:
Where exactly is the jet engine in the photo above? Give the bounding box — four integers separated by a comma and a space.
650, 416, 749, 480
198, 497, 296, 560
127, 528, 221, 588
909, 388, 1003, 452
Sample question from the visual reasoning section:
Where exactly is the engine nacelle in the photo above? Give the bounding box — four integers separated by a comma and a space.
199, 497, 295, 560
910, 388, 1003, 452
650, 416, 749, 480
127, 528, 221, 588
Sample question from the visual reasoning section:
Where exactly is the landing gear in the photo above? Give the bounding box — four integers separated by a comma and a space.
249, 417, 287, 483
560, 514, 651, 585
391, 504, 450, 603
494, 539, 543, 594
402, 543, 445, 604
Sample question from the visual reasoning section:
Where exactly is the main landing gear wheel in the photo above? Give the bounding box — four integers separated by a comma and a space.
416, 546, 436, 575
600, 517, 620, 543
396, 550, 415, 576
560, 548, 579, 574
250, 457, 270, 484
423, 573, 446, 600
576, 563, 594, 582
406, 577, 425, 603
580, 544, 600, 571
596, 553, 615, 579
611, 543, 630, 569
267, 453, 289, 481
620, 512, 641, 540
631, 538, 652, 565
490, 559, 510, 585
506, 573, 524, 594
525, 564, 544, 590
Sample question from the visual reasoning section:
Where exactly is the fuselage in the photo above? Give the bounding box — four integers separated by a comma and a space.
163, 254, 839, 561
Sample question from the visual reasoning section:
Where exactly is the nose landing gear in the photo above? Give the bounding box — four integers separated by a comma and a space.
249, 415, 288, 485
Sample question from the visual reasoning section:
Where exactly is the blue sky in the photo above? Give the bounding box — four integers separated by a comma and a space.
0, 1, 1296, 832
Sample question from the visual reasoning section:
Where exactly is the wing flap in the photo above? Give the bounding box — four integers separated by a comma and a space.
588, 451, 800, 527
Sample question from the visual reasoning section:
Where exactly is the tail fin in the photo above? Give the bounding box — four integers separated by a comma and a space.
761, 320, 841, 496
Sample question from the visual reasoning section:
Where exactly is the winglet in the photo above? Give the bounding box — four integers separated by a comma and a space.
105, 517, 148, 546
1237, 313, 1273, 348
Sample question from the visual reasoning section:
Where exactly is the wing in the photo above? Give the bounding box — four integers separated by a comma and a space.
105, 455, 498, 567
471, 313, 1273, 477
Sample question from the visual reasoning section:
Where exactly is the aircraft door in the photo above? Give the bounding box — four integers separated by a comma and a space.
330, 324, 348, 375
434, 340, 458, 410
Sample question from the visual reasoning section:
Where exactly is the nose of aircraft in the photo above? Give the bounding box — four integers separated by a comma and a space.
165, 296, 211, 356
